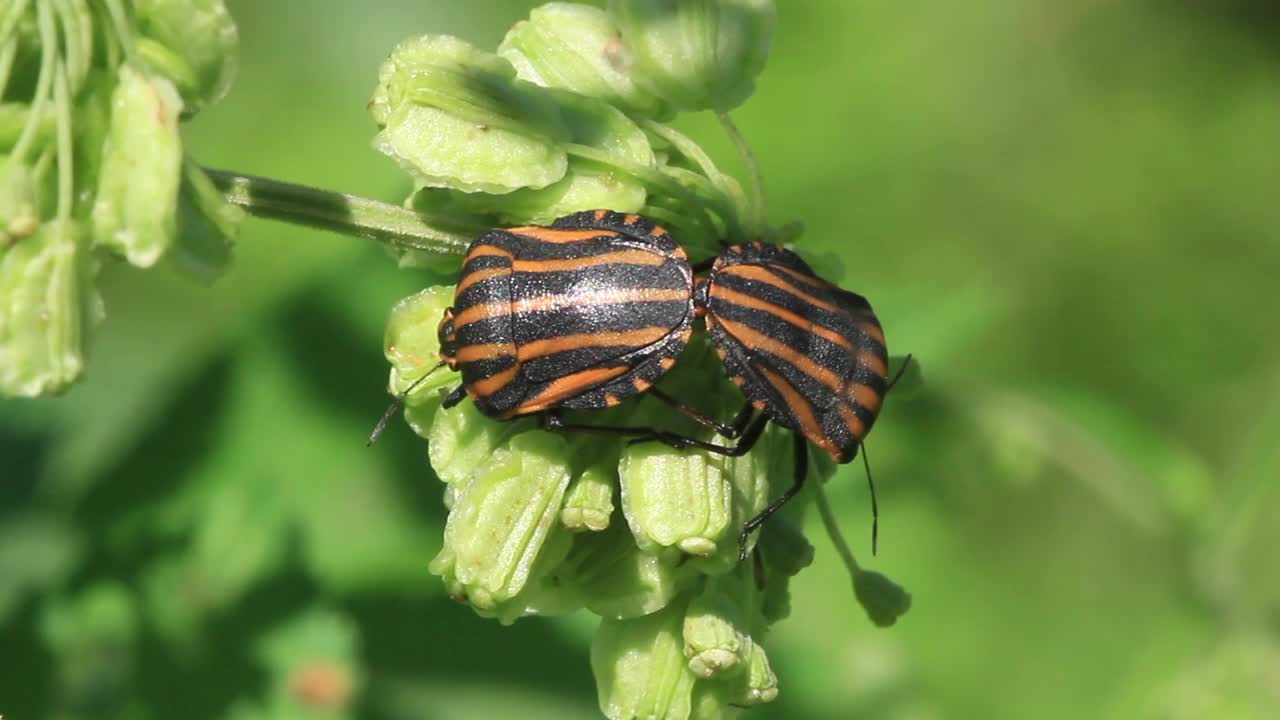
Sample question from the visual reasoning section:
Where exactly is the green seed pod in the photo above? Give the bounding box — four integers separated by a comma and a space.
592, 595, 699, 720
428, 432, 574, 614
608, 0, 775, 113
91, 65, 184, 268
370, 34, 570, 194
499, 2, 668, 118
0, 219, 97, 396
132, 0, 239, 114
556, 517, 697, 619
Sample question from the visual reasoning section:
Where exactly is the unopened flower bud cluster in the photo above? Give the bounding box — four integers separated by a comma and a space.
372, 7, 822, 716
0, 0, 241, 397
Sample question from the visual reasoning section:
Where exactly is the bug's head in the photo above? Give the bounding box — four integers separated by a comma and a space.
437, 308, 459, 369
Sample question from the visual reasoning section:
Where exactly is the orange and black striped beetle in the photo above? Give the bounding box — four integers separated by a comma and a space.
435, 209, 695, 423
635, 241, 894, 560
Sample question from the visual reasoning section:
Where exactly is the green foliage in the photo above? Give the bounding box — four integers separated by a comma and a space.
2, 1, 1278, 719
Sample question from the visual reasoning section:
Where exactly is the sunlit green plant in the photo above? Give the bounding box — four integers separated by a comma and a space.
3, 2, 911, 718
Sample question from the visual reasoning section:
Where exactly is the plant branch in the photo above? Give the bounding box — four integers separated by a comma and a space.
204, 169, 472, 256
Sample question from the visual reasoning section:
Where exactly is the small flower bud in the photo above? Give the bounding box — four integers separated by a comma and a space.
592, 596, 698, 720
428, 432, 574, 614
608, 0, 775, 113
682, 574, 753, 678
0, 160, 40, 245
91, 65, 184, 268
370, 35, 570, 194
132, 0, 239, 114
383, 285, 461, 408
561, 459, 616, 532
620, 442, 733, 557
499, 2, 668, 118
557, 518, 697, 619
410, 92, 651, 225
0, 220, 98, 396
730, 641, 779, 706
427, 399, 529, 484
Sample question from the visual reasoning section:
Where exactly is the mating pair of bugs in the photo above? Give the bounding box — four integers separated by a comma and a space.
376, 209, 894, 561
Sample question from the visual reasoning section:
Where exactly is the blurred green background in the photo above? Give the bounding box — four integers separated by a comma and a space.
3, 1, 1279, 718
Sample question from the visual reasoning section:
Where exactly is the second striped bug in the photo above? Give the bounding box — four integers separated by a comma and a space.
633, 241, 898, 559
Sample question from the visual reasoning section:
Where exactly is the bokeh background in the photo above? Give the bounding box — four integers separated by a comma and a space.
3, 1, 1279, 718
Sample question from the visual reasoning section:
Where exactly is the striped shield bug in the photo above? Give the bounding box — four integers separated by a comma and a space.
369, 209, 696, 444
634, 241, 897, 559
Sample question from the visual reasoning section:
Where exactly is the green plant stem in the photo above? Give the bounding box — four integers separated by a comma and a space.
812, 476, 862, 579
204, 169, 472, 256
717, 112, 766, 235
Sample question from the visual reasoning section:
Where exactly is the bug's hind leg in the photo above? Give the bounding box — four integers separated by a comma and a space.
648, 389, 755, 439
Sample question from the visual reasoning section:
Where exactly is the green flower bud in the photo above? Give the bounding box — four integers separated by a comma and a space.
428, 432, 574, 614
620, 442, 733, 557
593, 596, 698, 720
133, 0, 239, 114
561, 458, 616, 532
730, 641, 778, 706
556, 517, 697, 619
383, 284, 461, 408
0, 219, 98, 396
410, 91, 651, 225
499, 2, 668, 118
91, 65, 184, 268
370, 34, 570, 194
853, 568, 913, 628
427, 399, 529, 484
608, 0, 775, 113
0, 159, 40, 244
683, 574, 753, 678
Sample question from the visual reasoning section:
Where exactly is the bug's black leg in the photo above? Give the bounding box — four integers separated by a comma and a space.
632, 414, 769, 457
648, 389, 754, 439
691, 256, 718, 274
441, 384, 468, 409
367, 362, 447, 446
737, 432, 808, 561
539, 411, 663, 438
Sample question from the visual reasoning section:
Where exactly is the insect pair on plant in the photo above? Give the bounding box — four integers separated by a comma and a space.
372, 208, 899, 560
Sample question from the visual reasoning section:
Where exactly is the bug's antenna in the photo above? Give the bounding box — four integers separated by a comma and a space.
887, 353, 913, 393
861, 442, 879, 555
367, 362, 445, 446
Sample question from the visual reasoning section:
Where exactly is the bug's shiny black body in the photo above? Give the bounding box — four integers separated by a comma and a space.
438, 209, 694, 419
